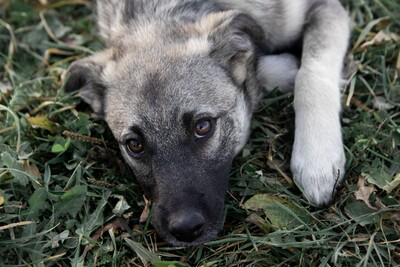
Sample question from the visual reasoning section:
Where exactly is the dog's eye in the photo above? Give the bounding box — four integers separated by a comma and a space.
126, 138, 145, 156
195, 119, 213, 138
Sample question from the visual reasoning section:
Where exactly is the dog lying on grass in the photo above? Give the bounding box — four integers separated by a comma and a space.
64, 0, 350, 246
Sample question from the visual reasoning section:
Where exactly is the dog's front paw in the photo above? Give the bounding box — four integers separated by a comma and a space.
290, 127, 346, 206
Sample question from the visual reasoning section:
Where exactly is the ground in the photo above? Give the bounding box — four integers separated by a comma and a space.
0, 0, 399, 266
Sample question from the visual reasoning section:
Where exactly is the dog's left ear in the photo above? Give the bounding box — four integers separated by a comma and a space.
202, 11, 267, 85
64, 49, 114, 117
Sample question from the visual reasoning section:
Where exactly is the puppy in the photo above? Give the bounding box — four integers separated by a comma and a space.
65, 0, 350, 246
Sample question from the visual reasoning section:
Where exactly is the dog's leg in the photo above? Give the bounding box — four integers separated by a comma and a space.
291, 0, 350, 205
257, 53, 299, 92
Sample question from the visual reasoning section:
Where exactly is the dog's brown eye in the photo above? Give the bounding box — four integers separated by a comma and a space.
195, 119, 212, 138
126, 138, 145, 156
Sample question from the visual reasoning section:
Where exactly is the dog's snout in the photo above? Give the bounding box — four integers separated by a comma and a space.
168, 212, 205, 242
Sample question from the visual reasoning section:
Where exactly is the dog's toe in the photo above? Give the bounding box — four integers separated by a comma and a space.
291, 142, 346, 206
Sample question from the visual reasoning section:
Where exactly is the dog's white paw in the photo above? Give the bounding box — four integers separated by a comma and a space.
290, 120, 346, 206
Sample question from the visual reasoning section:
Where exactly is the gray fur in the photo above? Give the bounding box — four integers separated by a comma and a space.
64, 0, 350, 246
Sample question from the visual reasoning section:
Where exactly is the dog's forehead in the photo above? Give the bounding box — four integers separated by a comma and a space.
104, 53, 239, 138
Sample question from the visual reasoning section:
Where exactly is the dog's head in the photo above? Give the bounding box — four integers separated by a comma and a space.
64, 11, 265, 246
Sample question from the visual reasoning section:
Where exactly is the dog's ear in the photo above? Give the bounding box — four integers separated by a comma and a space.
201, 11, 267, 85
64, 50, 114, 117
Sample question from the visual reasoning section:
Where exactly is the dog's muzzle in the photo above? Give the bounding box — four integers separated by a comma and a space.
151, 189, 226, 246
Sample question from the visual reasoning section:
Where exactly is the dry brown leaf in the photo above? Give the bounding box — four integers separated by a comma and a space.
140, 195, 152, 223
354, 176, 376, 210
21, 160, 41, 178
360, 30, 393, 50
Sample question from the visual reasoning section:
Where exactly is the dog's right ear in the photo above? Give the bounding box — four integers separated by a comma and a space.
64, 50, 114, 117
197, 11, 267, 86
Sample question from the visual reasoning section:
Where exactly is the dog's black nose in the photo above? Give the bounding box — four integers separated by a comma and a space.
168, 212, 205, 242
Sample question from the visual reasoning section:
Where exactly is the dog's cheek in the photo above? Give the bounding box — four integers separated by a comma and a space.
223, 95, 252, 156
119, 149, 157, 196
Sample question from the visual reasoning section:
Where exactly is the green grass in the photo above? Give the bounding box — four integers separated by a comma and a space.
0, 0, 399, 266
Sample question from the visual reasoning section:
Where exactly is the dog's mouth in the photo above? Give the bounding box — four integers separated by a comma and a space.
161, 227, 220, 247
154, 218, 223, 247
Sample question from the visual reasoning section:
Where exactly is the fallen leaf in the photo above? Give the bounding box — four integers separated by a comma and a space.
244, 194, 312, 230
27, 115, 58, 133
140, 195, 151, 223
360, 30, 393, 49
382, 173, 400, 194
352, 17, 391, 51
363, 169, 392, 190
112, 195, 131, 216
354, 176, 376, 209
20, 160, 41, 178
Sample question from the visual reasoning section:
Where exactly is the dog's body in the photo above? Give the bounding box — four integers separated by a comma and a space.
65, 0, 350, 246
